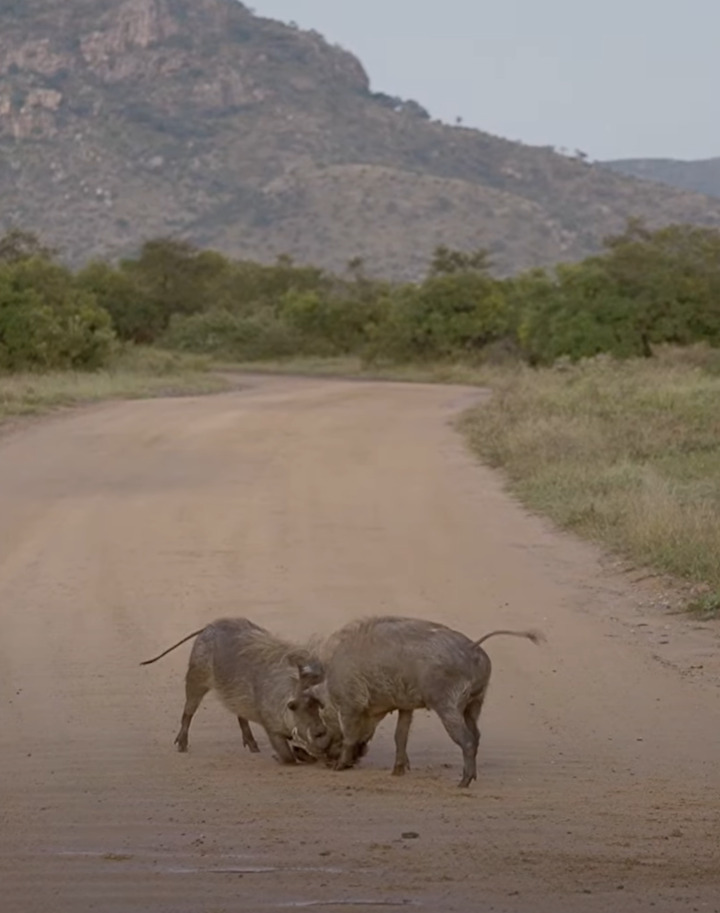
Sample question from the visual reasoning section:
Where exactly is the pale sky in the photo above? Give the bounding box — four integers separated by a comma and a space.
251, 0, 718, 162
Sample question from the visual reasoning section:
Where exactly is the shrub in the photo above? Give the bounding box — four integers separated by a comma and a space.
163, 308, 303, 360
0, 258, 115, 371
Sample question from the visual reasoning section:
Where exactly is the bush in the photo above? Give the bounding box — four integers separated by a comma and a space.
516, 262, 647, 364
516, 223, 720, 365
163, 307, 303, 360
279, 287, 384, 356
76, 260, 156, 344
0, 258, 115, 371
365, 273, 513, 363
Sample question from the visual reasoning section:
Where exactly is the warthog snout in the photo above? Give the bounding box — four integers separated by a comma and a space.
288, 693, 332, 753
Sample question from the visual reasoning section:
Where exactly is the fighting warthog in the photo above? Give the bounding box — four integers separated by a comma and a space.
140, 617, 337, 764
301, 615, 545, 787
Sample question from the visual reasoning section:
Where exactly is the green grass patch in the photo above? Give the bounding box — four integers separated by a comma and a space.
0, 346, 232, 425
459, 347, 720, 610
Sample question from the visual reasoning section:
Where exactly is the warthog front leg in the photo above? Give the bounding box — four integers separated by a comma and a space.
237, 716, 260, 753
335, 712, 381, 771
266, 731, 298, 765
392, 709, 414, 776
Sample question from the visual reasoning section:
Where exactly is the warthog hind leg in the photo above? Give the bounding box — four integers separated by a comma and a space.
463, 690, 487, 759
436, 705, 479, 788
174, 664, 211, 752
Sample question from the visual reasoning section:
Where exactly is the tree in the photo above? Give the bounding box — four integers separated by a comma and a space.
117, 238, 232, 341
601, 222, 720, 350
76, 260, 155, 343
0, 229, 57, 264
367, 272, 510, 362
517, 261, 643, 364
428, 245, 492, 277
514, 221, 720, 364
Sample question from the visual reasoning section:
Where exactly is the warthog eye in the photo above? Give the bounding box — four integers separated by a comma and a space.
287, 699, 299, 712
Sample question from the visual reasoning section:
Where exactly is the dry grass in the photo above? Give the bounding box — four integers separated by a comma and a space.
459, 347, 720, 617
220, 355, 495, 386
0, 347, 232, 425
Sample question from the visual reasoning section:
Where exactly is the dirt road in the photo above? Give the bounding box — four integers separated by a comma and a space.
1, 375, 719, 913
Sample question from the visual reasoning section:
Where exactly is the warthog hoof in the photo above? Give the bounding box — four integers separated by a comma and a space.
391, 761, 410, 776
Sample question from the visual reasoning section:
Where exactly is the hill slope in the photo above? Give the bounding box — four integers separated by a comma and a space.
604, 158, 720, 202
3, 0, 720, 278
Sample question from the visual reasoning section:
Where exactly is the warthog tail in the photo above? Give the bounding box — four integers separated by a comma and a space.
473, 629, 546, 648
139, 628, 206, 666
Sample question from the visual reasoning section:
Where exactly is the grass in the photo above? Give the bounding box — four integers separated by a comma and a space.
218, 354, 496, 386
459, 346, 720, 617
0, 347, 232, 426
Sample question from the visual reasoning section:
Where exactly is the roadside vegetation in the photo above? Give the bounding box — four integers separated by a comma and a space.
0, 345, 229, 424
3, 220, 720, 370
1, 222, 719, 613
460, 347, 720, 617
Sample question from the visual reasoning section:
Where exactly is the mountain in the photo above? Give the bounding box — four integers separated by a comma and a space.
603, 158, 720, 202
4, 0, 720, 278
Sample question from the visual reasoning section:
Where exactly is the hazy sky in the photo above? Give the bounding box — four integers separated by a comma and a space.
251, 0, 718, 162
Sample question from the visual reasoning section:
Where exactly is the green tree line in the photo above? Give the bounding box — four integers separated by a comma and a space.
2, 220, 720, 372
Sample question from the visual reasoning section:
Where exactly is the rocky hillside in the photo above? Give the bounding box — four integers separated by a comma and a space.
4, 0, 720, 278
604, 158, 720, 202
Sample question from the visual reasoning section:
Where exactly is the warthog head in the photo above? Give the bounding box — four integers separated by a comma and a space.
286, 657, 336, 758
288, 680, 355, 764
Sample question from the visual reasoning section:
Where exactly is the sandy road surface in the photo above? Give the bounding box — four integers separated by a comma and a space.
1, 375, 719, 913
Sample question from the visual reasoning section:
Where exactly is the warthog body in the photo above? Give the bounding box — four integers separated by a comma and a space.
304, 616, 544, 787
140, 617, 335, 764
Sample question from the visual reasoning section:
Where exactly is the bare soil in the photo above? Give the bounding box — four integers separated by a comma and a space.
1, 375, 719, 913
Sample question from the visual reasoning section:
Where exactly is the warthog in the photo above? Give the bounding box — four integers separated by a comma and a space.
302, 616, 544, 787
140, 617, 335, 764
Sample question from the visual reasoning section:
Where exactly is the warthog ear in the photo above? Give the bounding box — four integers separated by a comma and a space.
296, 661, 325, 687
286, 651, 324, 679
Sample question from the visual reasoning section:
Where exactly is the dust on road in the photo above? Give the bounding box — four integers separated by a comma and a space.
1, 375, 719, 913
